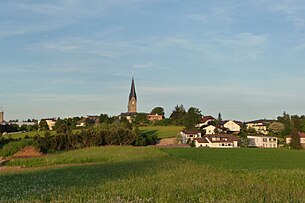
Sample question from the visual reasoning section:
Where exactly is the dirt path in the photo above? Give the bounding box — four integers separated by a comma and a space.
0, 162, 102, 174
157, 138, 176, 145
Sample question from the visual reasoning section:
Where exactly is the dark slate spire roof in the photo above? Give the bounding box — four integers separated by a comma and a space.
129, 76, 137, 101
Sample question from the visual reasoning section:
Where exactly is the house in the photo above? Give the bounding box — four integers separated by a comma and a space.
196, 116, 216, 128
147, 113, 163, 122
221, 120, 241, 133
246, 119, 274, 135
179, 130, 202, 144
193, 134, 239, 148
45, 119, 57, 130
39, 118, 57, 130
8, 121, 37, 127
286, 133, 305, 148
76, 116, 100, 127
201, 125, 225, 134
247, 135, 278, 148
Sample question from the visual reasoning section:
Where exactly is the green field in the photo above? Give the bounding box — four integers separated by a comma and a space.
1, 147, 305, 202
139, 126, 183, 139
4, 126, 182, 140
2, 131, 55, 139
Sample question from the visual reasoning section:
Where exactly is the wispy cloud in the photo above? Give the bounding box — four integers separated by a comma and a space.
268, 0, 305, 30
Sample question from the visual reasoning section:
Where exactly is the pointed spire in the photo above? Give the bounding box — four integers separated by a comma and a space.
129, 76, 137, 101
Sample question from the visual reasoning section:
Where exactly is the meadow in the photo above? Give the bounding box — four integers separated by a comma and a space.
1, 147, 305, 202
139, 126, 183, 139
3, 126, 182, 140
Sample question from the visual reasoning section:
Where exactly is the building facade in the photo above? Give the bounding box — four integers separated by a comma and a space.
194, 134, 239, 148
247, 135, 278, 148
0, 111, 3, 123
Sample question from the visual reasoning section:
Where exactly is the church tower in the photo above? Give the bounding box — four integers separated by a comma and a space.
128, 76, 137, 113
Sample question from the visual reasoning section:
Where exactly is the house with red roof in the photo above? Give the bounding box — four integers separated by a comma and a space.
193, 134, 239, 148
195, 116, 216, 128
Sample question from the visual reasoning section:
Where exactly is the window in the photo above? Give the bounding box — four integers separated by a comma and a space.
263, 138, 267, 142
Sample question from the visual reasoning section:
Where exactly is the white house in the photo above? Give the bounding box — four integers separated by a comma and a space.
222, 120, 241, 132
286, 133, 305, 148
247, 135, 278, 148
246, 119, 274, 135
202, 125, 217, 134
194, 134, 239, 148
39, 118, 57, 130
179, 130, 202, 144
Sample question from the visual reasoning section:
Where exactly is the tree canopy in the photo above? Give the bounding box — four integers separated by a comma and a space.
150, 107, 165, 117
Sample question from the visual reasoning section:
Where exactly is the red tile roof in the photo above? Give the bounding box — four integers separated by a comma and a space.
194, 137, 209, 143
200, 116, 215, 124
181, 130, 201, 134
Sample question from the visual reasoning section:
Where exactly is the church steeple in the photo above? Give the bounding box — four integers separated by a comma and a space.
128, 76, 137, 113
129, 76, 137, 101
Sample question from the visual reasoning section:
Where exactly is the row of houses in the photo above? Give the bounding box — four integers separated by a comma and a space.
179, 115, 297, 148
180, 129, 278, 148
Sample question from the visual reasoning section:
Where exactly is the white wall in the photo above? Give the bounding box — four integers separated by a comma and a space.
248, 136, 277, 148
224, 121, 240, 132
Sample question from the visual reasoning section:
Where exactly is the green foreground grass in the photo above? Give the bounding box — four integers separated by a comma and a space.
139, 126, 183, 139
1, 147, 305, 202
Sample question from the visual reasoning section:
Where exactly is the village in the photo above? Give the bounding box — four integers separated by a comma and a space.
1, 77, 304, 150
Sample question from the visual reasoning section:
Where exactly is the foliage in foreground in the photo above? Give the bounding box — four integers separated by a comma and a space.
1, 147, 305, 202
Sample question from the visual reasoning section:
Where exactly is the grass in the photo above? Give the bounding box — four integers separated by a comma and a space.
3, 126, 182, 140
2, 130, 56, 139
139, 126, 183, 139
1, 147, 305, 202
162, 147, 305, 170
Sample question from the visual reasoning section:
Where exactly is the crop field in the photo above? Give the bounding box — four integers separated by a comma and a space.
1, 147, 305, 202
139, 126, 183, 139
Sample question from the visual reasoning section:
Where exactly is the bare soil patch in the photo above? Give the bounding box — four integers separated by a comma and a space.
12, 146, 43, 159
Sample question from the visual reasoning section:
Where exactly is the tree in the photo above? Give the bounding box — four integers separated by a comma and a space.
133, 113, 149, 125
277, 111, 292, 137
169, 105, 186, 126
99, 114, 110, 124
184, 107, 202, 130
217, 112, 222, 123
268, 122, 285, 136
150, 107, 165, 117
290, 116, 302, 150
39, 120, 49, 131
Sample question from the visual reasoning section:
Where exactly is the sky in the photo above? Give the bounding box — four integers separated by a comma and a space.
0, 0, 305, 121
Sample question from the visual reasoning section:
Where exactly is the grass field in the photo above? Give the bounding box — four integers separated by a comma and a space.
2, 130, 56, 139
4, 126, 182, 140
1, 147, 305, 202
139, 126, 183, 139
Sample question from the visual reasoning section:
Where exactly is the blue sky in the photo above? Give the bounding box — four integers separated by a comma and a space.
1, 0, 305, 121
